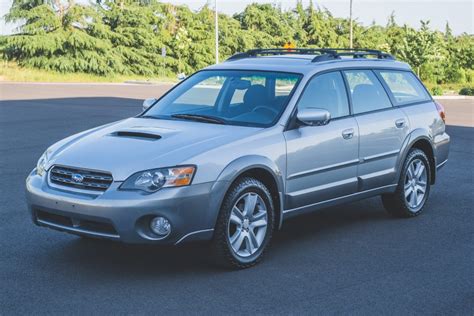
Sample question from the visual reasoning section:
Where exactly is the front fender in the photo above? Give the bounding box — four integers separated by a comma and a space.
211, 155, 285, 229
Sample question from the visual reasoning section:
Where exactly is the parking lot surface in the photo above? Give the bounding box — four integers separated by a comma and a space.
1, 83, 473, 314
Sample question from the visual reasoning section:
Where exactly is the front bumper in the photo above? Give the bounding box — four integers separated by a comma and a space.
26, 169, 227, 244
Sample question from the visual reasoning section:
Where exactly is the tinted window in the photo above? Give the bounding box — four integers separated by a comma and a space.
230, 75, 266, 105
344, 70, 392, 114
377, 70, 431, 105
276, 76, 299, 97
297, 72, 349, 119
145, 70, 301, 127
174, 76, 223, 107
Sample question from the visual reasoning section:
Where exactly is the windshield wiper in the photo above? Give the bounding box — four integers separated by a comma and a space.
171, 113, 226, 125
140, 115, 159, 119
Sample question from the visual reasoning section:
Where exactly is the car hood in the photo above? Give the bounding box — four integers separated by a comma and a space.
46, 117, 261, 181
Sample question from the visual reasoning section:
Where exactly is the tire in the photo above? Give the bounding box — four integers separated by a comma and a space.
212, 177, 275, 269
381, 148, 431, 217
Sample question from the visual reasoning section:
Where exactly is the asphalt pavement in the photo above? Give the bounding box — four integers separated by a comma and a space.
0, 83, 473, 314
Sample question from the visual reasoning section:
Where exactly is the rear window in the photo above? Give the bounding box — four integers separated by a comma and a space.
377, 70, 431, 105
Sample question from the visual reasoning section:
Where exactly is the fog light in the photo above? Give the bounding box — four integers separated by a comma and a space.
150, 216, 171, 237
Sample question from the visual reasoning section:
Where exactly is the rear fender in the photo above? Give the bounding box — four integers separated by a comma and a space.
395, 128, 436, 184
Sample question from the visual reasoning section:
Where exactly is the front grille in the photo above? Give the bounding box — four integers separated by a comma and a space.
49, 165, 113, 191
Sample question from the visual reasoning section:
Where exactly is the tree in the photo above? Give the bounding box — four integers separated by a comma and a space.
397, 21, 441, 77
1, 1, 472, 84
3, 0, 125, 75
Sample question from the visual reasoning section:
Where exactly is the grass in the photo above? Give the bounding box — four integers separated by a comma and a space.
424, 82, 470, 96
0, 61, 176, 83
1, 61, 472, 96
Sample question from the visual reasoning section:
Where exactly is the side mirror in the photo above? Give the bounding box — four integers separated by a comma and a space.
297, 108, 331, 126
142, 98, 157, 112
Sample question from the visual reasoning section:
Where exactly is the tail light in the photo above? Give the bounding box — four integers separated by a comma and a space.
435, 101, 446, 123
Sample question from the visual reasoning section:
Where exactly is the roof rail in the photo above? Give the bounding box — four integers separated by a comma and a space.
225, 48, 395, 62
226, 48, 336, 61
311, 48, 395, 62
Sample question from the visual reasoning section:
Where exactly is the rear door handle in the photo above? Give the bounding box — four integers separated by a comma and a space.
395, 119, 406, 128
342, 128, 354, 139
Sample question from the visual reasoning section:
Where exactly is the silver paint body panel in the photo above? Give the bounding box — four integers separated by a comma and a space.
25, 56, 450, 243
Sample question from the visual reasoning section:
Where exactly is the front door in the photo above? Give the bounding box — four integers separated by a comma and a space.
284, 71, 359, 211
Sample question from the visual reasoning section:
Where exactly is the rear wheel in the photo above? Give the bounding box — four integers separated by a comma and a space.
212, 177, 274, 269
382, 148, 431, 217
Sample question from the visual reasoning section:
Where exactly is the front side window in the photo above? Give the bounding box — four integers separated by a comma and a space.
144, 70, 301, 127
297, 72, 350, 119
344, 70, 392, 114
377, 70, 431, 105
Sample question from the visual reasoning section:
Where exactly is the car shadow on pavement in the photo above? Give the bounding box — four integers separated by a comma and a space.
45, 197, 391, 276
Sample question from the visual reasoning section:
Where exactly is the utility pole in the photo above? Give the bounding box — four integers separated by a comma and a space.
215, 0, 219, 64
349, 0, 353, 49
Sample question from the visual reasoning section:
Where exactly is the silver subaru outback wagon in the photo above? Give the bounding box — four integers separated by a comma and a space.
26, 48, 450, 269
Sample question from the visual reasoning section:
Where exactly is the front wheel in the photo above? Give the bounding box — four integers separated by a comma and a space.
212, 177, 275, 269
382, 148, 431, 217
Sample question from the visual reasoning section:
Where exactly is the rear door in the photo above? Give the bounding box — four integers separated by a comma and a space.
284, 71, 359, 210
343, 69, 410, 190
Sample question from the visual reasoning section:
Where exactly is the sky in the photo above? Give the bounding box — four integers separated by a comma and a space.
1, 0, 473, 35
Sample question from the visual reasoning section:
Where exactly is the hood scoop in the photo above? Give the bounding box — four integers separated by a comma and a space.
112, 131, 162, 141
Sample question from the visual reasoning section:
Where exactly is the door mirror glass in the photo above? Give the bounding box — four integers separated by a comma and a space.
297, 108, 331, 126
142, 98, 157, 111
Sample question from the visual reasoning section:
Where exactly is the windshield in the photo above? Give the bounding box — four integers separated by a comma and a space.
143, 70, 302, 127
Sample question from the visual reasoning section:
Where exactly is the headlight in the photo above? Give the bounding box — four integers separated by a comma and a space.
36, 149, 52, 176
120, 166, 196, 193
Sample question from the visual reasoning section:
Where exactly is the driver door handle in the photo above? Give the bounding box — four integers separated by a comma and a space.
395, 118, 406, 128
342, 128, 354, 140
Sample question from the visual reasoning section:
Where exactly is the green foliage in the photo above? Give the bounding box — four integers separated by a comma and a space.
430, 86, 443, 96
459, 87, 474, 96
1, 0, 473, 85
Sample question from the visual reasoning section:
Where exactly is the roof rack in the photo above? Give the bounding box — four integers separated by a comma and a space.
225, 48, 395, 62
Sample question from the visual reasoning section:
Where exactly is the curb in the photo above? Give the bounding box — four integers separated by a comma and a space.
124, 80, 176, 85
433, 95, 473, 100
0, 81, 176, 86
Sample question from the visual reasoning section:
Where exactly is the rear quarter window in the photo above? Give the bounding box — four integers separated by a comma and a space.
376, 70, 431, 105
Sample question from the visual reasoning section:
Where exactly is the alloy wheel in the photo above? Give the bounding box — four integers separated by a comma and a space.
404, 158, 428, 210
227, 192, 268, 257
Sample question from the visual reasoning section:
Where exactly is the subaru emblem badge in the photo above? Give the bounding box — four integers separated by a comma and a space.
72, 173, 84, 183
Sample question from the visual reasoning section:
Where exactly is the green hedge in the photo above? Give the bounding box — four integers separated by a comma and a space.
459, 87, 474, 96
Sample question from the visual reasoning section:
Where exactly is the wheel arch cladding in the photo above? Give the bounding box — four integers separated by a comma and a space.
410, 138, 436, 184
215, 155, 284, 230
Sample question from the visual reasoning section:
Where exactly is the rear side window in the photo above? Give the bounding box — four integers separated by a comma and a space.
377, 70, 431, 105
344, 70, 392, 114
297, 72, 350, 119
